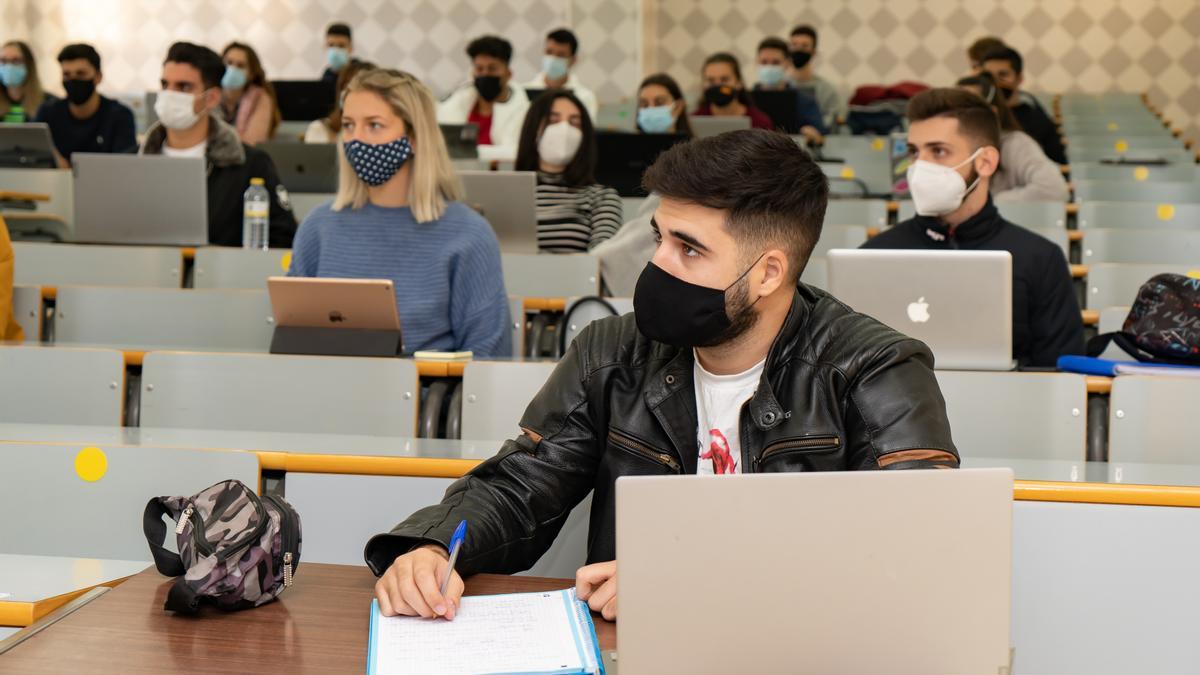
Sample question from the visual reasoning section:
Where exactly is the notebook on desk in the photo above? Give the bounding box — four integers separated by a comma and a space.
367, 589, 604, 675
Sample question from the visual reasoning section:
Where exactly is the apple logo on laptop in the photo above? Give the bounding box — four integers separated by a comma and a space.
328, 310, 346, 323
906, 297, 930, 323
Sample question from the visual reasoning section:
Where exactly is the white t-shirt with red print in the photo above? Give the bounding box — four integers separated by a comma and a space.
693, 353, 765, 475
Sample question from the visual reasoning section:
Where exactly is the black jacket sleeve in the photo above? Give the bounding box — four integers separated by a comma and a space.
1029, 245, 1085, 367
245, 148, 298, 248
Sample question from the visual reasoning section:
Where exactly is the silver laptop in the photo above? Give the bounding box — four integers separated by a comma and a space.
72, 153, 208, 245
616, 469, 1013, 674
827, 249, 1014, 370
260, 142, 338, 193
458, 170, 537, 253
0, 123, 56, 168
687, 114, 751, 139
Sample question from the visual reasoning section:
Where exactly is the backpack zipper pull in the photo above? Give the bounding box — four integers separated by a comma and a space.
175, 505, 194, 535
283, 552, 294, 587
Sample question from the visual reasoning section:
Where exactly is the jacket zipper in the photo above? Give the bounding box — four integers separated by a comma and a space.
609, 429, 682, 473
755, 435, 842, 468
263, 494, 301, 587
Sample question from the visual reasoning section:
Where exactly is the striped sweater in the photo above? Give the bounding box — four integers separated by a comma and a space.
535, 172, 623, 253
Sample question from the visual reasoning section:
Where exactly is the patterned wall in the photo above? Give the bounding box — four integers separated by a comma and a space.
1, 0, 640, 106
654, 0, 1200, 142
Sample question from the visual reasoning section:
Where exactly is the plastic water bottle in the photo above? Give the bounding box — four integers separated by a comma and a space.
242, 177, 269, 250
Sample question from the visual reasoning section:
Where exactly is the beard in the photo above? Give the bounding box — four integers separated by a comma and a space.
695, 273, 760, 349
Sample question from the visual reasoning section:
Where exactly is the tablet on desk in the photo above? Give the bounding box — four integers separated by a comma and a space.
267, 277, 400, 331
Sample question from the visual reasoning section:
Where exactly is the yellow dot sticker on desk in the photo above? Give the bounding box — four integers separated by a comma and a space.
1114, 139, 1128, 153
1133, 166, 1149, 181
1157, 204, 1176, 221
1188, 270, 1200, 280
1107, 122, 1118, 131
280, 252, 292, 272
840, 166, 856, 179
871, 138, 885, 151
74, 446, 107, 482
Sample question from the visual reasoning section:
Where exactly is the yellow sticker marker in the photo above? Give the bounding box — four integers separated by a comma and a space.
280, 252, 292, 272
840, 166, 856, 179
870, 138, 885, 151
1188, 270, 1200, 280
1133, 166, 1149, 182
1157, 204, 1176, 221
1114, 139, 1128, 153
1107, 122, 1118, 131
74, 446, 107, 482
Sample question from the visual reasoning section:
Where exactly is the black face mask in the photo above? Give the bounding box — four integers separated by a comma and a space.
63, 78, 96, 105
704, 85, 737, 108
790, 51, 812, 69
998, 85, 1016, 101
633, 258, 762, 349
474, 75, 503, 102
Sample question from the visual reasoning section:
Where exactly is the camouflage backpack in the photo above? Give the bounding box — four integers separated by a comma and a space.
142, 479, 302, 613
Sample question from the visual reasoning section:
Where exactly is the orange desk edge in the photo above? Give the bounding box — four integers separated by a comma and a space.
0, 577, 132, 627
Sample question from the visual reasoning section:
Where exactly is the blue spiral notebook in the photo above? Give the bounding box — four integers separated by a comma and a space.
367, 588, 604, 675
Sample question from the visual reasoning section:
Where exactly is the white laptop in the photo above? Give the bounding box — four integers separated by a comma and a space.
687, 114, 751, 139
459, 170, 538, 254
616, 469, 1013, 674
72, 153, 208, 245
827, 249, 1014, 370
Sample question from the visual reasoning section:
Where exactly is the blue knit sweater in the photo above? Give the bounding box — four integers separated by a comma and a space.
289, 200, 512, 357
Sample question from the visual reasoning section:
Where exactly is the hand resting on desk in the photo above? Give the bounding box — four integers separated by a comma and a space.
375, 544, 465, 620
576, 560, 618, 621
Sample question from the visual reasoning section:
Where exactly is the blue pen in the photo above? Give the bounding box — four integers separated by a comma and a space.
439, 520, 468, 598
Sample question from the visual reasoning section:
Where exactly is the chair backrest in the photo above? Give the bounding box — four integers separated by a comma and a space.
508, 296, 524, 358
12, 284, 41, 340
0, 443, 259, 559
0, 345, 125, 425
140, 351, 418, 434
1081, 228, 1200, 265
811, 224, 868, 258
896, 200, 1066, 228
1066, 147, 1194, 164
54, 287, 274, 350
1098, 306, 1131, 334
460, 360, 558, 440
1066, 134, 1185, 151
501, 253, 599, 298
1074, 180, 1200, 203
801, 256, 828, 289
1084, 263, 1198, 309
1077, 201, 1200, 230
192, 247, 293, 289
12, 243, 182, 287
1070, 162, 1196, 182
823, 199, 888, 228
1109, 376, 1200, 464
561, 297, 634, 352
935, 371, 1088, 461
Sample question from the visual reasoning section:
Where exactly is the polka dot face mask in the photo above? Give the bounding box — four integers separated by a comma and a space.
343, 137, 414, 187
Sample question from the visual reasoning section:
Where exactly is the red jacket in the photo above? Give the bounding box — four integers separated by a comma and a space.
693, 103, 775, 130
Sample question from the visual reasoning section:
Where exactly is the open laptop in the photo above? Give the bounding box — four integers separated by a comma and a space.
827, 249, 1014, 370
71, 153, 208, 245
687, 114, 751, 139
267, 277, 400, 331
260, 142, 338, 193
616, 469, 1013, 674
272, 80, 336, 121
594, 131, 688, 197
458, 170, 538, 253
0, 123, 56, 168
440, 123, 480, 160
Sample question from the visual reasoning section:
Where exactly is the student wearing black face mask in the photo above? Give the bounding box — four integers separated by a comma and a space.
788, 24, 843, 131
366, 130, 958, 624
692, 52, 773, 130
980, 46, 1066, 165
436, 35, 529, 155
33, 43, 135, 165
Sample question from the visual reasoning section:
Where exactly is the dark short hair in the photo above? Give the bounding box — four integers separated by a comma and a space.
637, 73, 693, 138
546, 28, 578, 56
467, 35, 513, 65
57, 43, 100, 71
955, 72, 1021, 133
789, 24, 818, 49
326, 23, 352, 40
642, 129, 829, 281
906, 87, 1002, 149
515, 90, 597, 187
164, 41, 224, 90
702, 52, 744, 83
756, 37, 789, 57
967, 36, 1005, 65
981, 45, 1023, 75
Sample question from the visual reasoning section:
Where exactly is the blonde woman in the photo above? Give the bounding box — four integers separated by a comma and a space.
288, 68, 511, 357
1, 41, 49, 123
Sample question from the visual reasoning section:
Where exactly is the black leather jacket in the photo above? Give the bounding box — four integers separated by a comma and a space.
365, 285, 959, 577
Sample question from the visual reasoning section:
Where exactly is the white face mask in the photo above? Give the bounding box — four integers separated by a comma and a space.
906, 148, 984, 216
537, 120, 583, 167
155, 89, 205, 130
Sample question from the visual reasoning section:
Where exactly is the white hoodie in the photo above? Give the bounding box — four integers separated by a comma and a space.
437, 80, 530, 159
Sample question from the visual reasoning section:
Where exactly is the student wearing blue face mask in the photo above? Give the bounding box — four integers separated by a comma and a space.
524, 28, 597, 122
219, 42, 280, 146
752, 37, 824, 143
321, 23, 353, 86
290, 68, 511, 357
1, 41, 51, 124
634, 73, 692, 136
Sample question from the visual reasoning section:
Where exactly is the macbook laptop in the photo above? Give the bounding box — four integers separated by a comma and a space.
0, 123, 56, 168
458, 170, 538, 253
440, 123, 480, 160
594, 131, 688, 197
616, 469, 1013, 674
827, 249, 1014, 370
272, 80, 336, 121
260, 142, 338, 193
687, 114, 751, 139
71, 153, 208, 245
267, 277, 400, 331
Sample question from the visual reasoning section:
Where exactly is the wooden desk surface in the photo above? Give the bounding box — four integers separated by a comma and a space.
1, 563, 614, 673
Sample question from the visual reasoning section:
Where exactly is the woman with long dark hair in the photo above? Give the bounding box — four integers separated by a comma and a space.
219, 41, 280, 144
